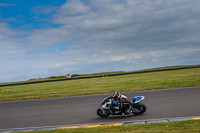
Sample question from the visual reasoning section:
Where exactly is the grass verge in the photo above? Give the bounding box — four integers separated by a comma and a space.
18, 119, 200, 133
1, 64, 200, 87
0, 67, 200, 102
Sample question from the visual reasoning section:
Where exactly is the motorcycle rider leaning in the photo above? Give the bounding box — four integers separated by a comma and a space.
108, 92, 131, 116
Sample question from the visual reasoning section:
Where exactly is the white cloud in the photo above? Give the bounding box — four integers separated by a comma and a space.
0, 23, 25, 57
59, 0, 90, 15
1, 0, 200, 82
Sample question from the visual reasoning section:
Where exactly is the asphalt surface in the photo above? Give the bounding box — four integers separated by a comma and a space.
0, 87, 200, 129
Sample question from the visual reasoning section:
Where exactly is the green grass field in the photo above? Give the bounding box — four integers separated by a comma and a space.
0, 67, 200, 102
1, 65, 200, 87
19, 120, 200, 133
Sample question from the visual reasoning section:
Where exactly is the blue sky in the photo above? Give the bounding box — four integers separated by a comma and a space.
0, 0, 200, 82
0, 0, 65, 30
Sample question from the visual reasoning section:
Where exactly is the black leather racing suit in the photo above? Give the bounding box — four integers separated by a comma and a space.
107, 94, 131, 115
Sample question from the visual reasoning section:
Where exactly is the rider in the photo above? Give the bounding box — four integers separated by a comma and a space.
109, 92, 131, 116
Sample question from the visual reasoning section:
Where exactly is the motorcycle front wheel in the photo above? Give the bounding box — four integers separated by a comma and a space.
97, 108, 110, 118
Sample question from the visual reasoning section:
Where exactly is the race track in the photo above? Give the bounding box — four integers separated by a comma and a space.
0, 87, 200, 129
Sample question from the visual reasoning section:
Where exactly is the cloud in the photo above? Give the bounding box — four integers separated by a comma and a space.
0, 23, 25, 56
1, 0, 200, 82
49, 0, 200, 48
59, 0, 90, 15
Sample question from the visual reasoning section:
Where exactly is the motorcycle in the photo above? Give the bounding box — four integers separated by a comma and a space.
97, 96, 146, 118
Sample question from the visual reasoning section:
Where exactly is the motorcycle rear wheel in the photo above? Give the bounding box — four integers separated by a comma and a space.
132, 103, 146, 115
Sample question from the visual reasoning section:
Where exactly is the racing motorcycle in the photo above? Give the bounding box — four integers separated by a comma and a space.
97, 96, 146, 118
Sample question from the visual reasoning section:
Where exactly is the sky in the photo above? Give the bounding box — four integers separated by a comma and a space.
0, 0, 200, 83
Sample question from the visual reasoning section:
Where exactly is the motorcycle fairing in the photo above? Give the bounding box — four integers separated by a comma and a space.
133, 96, 145, 104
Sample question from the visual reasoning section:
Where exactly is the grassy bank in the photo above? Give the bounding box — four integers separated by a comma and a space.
1, 64, 200, 87
0, 67, 200, 102
19, 119, 200, 133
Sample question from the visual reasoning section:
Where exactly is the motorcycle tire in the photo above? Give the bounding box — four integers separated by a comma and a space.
97, 108, 110, 118
132, 103, 146, 115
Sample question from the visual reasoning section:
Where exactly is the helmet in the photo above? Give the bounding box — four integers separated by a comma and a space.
112, 92, 121, 100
